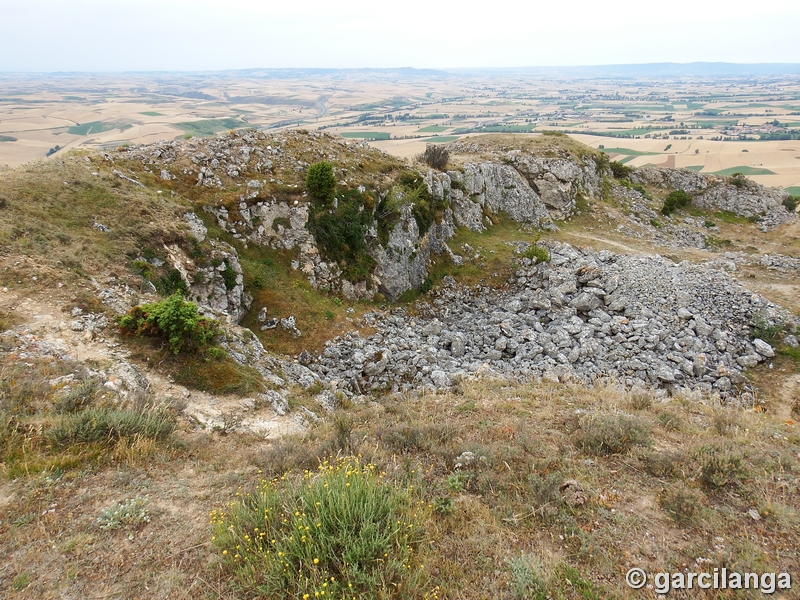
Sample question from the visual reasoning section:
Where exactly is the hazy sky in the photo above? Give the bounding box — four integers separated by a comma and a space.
2, 0, 800, 71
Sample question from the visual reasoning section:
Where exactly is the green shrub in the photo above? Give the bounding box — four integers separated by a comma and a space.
211, 456, 426, 598
221, 263, 238, 291
574, 413, 652, 455
305, 161, 336, 201
523, 244, 550, 264
609, 161, 632, 179
783, 195, 798, 213
156, 268, 187, 296
306, 189, 375, 282
117, 293, 218, 354
661, 190, 693, 216
46, 406, 176, 448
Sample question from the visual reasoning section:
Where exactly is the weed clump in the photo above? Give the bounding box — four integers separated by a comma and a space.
522, 243, 550, 264
211, 456, 426, 598
117, 293, 218, 354
46, 406, 176, 447
98, 496, 151, 532
574, 412, 652, 455
694, 443, 746, 490
728, 172, 747, 189
658, 483, 704, 525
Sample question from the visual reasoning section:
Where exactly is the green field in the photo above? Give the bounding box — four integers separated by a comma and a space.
424, 136, 460, 143
688, 120, 739, 128
0, 135, 17, 142
786, 186, 800, 196
685, 165, 704, 172
416, 125, 450, 133
173, 118, 246, 137
68, 121, 129, 136
339, 131, 391, 140
139, 111, 164, 117
454, 125, 535, 134
711, 166, 776, 176
602, 147, 659, 156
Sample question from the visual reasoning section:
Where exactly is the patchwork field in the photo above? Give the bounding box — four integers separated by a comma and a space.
2, 69, 800, 192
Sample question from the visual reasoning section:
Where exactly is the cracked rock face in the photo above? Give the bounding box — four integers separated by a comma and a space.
308, 242, 792, 400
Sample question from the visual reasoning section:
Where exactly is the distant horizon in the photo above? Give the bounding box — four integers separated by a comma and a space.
3, 62, 800, 77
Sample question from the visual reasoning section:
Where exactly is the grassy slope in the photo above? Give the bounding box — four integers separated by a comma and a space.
2, 373, 797, 599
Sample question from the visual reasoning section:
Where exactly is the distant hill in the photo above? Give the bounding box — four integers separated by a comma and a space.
449, 62, 800, 78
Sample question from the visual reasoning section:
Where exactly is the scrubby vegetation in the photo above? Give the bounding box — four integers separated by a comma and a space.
660, 189, 693, 215
211, 457, 426, 598
419, 143, 449, 170
117, 293, 218, 354
609, 160, 632, 179
307, 188, 376, 282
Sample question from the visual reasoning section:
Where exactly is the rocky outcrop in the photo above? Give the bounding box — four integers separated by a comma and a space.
309, 242, 791, 401
425, 153, 603, 231
631, 167, 794, 230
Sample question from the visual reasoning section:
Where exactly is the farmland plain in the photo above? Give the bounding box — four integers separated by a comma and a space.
2, 67, 800, 190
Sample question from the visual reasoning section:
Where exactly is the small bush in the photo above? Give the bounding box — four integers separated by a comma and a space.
661, 190, 692, 216
658, 483, 703, 525
98, 496, 151, 531
711, 410, 740, 436
784, 195, 799, 212
694, 444, 746, 490
305, 161, 336, 201
54, 378, 99, 414
574, 413, 652, 455
46, 406, 176, 448
419, 144, 449, 170
117, 293, 218, 354
728, 172, 747, 189
523, 244, 550, 264
609, 161, 632, 179
211, 457, 426, 598
638, 449, 686, 479
156, 268, 187, 296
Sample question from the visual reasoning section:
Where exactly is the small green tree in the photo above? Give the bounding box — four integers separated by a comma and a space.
305, 161, 336, 201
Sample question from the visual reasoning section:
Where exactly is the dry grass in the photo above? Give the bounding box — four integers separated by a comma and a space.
1, 362, 798, 599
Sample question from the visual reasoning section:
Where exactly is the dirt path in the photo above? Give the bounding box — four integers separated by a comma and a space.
1, 288, 306, 439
